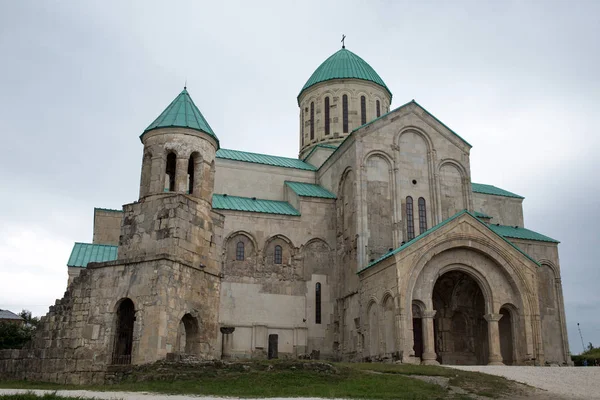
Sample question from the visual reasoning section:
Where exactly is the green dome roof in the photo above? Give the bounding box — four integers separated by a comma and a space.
298, 48, 392, 102
142, 88, 218, 144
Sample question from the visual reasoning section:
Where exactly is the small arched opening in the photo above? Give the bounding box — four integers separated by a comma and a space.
112, 298, 135, 365
499, 306, 514, 365
177, 313, 200, 354
412, 302, 424, 359
368, 302, 379, 357
187, 152, 201, 195
165, 152, 177, 192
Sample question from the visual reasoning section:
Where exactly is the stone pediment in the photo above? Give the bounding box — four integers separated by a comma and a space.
361, 210, 540, 276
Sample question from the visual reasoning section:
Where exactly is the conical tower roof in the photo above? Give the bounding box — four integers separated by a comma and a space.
142, 88, 217, 143
298, 48, 392, 102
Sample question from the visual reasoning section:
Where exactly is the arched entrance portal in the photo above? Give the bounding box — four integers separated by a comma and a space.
112, 298, 135, 365
432, 271, 488, 365
177, 313, 200, 354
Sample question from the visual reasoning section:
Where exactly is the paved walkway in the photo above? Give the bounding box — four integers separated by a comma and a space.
447, 365, 600, 399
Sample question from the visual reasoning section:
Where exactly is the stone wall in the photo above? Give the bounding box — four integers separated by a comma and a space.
472, 193, 524, 227
93, 208, 123, 245
0, 257, 222, 384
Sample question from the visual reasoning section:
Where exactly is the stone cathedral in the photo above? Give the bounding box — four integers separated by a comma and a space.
0, 46, 571, 383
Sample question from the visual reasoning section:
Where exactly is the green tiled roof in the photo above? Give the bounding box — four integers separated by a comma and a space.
488, 224, 559, 243
94, 207, 123, 213
67, 243, 118, 268
472, 183, 524, 199
142, 89, 218, 144
474, 211, 492, 219
298, 48, 392, 102
302, 143, 339, 161
212, 194, 300, 216
216, 149, 317, 171
360, 210, 542, 272
285, 181, 336, 199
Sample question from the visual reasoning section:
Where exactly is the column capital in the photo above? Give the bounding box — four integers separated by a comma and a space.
422, 310, 437, 319
484, 313, 503, 322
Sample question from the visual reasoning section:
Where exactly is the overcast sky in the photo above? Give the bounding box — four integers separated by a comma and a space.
0, 0, 598, 356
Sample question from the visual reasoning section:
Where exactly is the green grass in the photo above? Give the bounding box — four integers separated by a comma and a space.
0, 395, 97, 400
0, 361, 524, 399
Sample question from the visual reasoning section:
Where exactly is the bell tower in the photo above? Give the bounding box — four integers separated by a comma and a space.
118, 87, 222, 275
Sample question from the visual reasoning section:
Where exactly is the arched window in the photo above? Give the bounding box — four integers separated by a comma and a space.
236, 241, 245, 261
342, 94, 349, 133
360, 95, 367, 125
418, 197, 427, 234
274, 245, 282, 264
187, 156, 194, 195
376, 100, 381, 117
324, 97, 330, 135
166, 152, 176, 192
310, 102, 314, 140
315, 282, 322, 324
406, 196, 415, 240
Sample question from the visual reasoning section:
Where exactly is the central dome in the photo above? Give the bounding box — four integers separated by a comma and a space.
298, 48, 392, 102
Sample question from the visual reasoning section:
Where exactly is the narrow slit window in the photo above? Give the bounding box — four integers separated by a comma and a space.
166, 152, 176, 192
342, 94, 349, 133
324, 97, 330, 135
310, 102, 314, 140
316, 282, 322, 324
361, 96, 366, 125
406, 196, 415, 240
376, 100, 381, 117
236, 241, 245, 261
274, 245, 282, 264
418, 197, 427, 234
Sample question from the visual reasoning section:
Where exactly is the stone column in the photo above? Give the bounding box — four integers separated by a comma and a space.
421, 310, 439, 365
175, 156, 189, 193
220, 327, 235, 359
484, 313, 504, 365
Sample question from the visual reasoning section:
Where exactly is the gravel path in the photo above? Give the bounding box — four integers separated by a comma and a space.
447, 366, 600, 399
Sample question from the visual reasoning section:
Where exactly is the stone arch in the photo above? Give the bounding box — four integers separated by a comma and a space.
381, 293, 396, 354
499, 303, 519, 365
404, 234, 539, 364
176, 313, 200, 354
394, 127, 434, 153
223, 231, 258, 277
537, 261, 563, 363
263, 235, 296, 276
364, 152, 394, 260
112, 298, 135, 365
139, 150, 153, 198
366, 299, 380, 357
300, 238, 332, 278
187, 151, 203, 195
438, 160, 467, 219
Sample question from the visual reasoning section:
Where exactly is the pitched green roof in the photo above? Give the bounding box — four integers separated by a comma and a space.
67, 243, 118, 268
488, 224, 559, 243
298, 48, 392, 102
285, 181, 336, 199
302, 143, 339, 161
216, 149, 317, 171
472, 183, 524, 199
360, 210, 542, 272
142, 89, 218, 143
212, 194, 300, 216
474, 211, 492, 219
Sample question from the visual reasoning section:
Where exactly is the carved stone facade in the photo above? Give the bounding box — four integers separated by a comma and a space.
0, 47, 571, 384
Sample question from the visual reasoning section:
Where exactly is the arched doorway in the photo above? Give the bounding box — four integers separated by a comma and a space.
112, 298, 135, 365
412, 303, 423, 359
177, 313, 200, 354
432, 271, 487, 365
499, 307, 514, 365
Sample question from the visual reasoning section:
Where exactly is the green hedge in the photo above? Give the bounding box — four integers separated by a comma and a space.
571, 355, 600, 366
